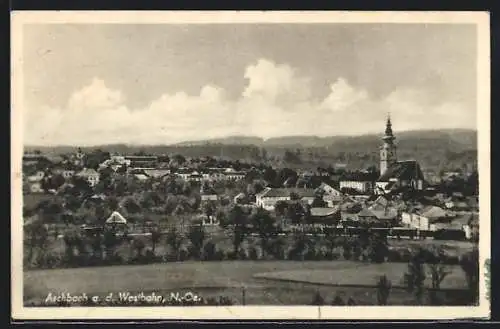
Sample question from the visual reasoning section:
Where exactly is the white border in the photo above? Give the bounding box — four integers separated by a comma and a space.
11, 11, 491, 320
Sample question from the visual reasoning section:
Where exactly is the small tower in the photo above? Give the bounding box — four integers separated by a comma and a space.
380, 114, 397, 175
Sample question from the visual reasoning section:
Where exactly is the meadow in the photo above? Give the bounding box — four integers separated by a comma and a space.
24, 260, 470, 306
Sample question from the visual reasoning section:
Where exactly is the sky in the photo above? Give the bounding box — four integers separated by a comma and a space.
22, 23, 478, 146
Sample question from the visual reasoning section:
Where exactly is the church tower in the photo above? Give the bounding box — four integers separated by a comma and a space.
380, 114, 397, 175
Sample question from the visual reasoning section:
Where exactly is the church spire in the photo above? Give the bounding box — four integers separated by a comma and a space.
380, 114, 397, 175
383, 113, 395, 142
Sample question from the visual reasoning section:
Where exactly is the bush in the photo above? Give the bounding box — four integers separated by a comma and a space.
202, 241, 217, 261
178, 248, 189, 261
342, 246, 352, 261
331, 294, 345, 305
376, 275, 392, 305
238, 248, 248, 260
304, 249, 317, 261
347, 297, 356, 305
310, 291, 325, 305
387, 249, 402, 262
214, 249, 225, 261
34, 252, 62, 269
248, 246, 259, 260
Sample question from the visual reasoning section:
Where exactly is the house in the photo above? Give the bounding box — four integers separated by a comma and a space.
339, 171, 377, 194
195, 214, 219, 226
76, 168, 100, 187
26, 170, 45, 182
444, 198, 470, 211
255, 188, 316, 211
376, 160, 425, 194
223, 168, 246, 181
142, 169, 171, 179
430, 212, 475, 239
401, 205, 451, 231
309, 207, 341, 223
105, 211, 128, 226
71, 148, 86, 166
233, 192, 246, 204
134, 173, 150, 182
61, 170, 75, 179
175, 169, 203, 182
318, 182, 342, 197
369, 195, 389, 208
28, 181, 44, 193
357, 206, 398, 225
124, 155, 158, 169
201, 194, 218, 202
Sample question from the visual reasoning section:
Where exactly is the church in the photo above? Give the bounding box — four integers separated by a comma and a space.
375, 116, 425, 195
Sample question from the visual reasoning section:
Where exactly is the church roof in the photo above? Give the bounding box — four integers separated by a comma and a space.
378, 160, 424, 182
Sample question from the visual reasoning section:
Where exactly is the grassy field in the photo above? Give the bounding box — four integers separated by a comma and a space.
24, 260, 470, 306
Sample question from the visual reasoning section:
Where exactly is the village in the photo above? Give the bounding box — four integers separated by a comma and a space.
22, 118, 481, 308
23, 117, 479, 242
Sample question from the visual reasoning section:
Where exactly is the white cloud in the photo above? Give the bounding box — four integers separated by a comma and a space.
23, 58, 476, 146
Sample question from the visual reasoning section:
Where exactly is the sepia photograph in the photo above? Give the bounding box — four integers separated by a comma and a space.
11, 11, 490, 320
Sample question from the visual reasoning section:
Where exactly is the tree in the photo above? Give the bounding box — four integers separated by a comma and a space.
202, 201, 217, 218
460, 248, 479, 305
367, 231, 389, 263
171, 154, 186, 167
323, 226, 338, 258
289, 192, 300, 201
187, 224, 206, 260
103, 227, 120, 260
274, 200, 289, 218
376, 275, 392, 305
310, 290, 325, 305
150, 227, 162, 255
331, 294, 345, 305
428, 262, 450, 305
425, 247, 450, 305
166, 227, 185, 261
250, 207, 276, 259
25, 221, 49, 265
283, 149, 301, 164
132, 238, 146, 259
262, 167, 277, 186
122, 197, 142, 215
226, 205, 249, 257
46, 174, 66, 190
311, 194, 327, 208
403, 248, 427, 305
286, 202, 305, 224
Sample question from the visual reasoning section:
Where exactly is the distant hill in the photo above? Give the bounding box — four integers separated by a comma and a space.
24, 129, 477, 172
170, 129, 477, 151
24, 129, 477, 155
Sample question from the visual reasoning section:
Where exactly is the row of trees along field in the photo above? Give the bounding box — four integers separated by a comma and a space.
25, 213, 479, 306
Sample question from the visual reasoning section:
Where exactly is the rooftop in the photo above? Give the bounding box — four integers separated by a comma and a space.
257, 187, 316, 198
378, 160, 425, 182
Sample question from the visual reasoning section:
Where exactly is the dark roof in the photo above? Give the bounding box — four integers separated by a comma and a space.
310, 207, 340, 217
378, 160, 425, 182
341, 171, 378, 182
259, 188, 316, 198
357, 208, 377, 218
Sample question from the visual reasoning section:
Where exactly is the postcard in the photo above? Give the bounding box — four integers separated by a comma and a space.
11, 10, 490, 320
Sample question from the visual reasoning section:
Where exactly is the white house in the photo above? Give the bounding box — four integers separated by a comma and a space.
77, 168, 100, 187
401, 205, 450, 231
256, 188, 316, 211
27, 171, 45, 182
339, 172, 376, 194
